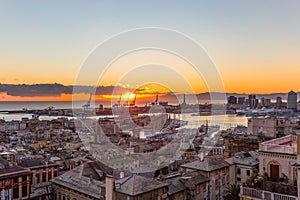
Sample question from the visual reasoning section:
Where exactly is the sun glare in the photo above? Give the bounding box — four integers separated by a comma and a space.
121, 92, 136, 100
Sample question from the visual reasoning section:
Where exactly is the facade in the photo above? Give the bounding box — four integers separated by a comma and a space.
228, 96, 237, 104
0, 158, 32, 200
165, 171, 210, 200
259, 134, 297, 184
276, 96, 283, 108
20, 158, 60, 199
225, 151, 258, 186
248, 95, 258, 109
247, 116, 297, 138
181, 158, 230, 200
222, 133, 260, 158
240, 133, 300, 200
260, 98, 271, 108
288, 90, 298, 111
238, 97, 246, 105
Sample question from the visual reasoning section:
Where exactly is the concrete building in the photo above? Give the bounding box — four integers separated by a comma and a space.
247, 116, 297, 138
0, 158, 32, 200
276, 96, 283, 108
238, 97, 246, 105
228, 96, 237, 104
222, 132, 261, 158
259, 135, 297, 184
181, 158, 230, 200
288, 90, 298, 111
260, 98, 271, 108
249, 95, 258, 109
165, 171, 210, 200
19, 158, 60, 199
225, 151, 259, 186
240, 134, 300, 200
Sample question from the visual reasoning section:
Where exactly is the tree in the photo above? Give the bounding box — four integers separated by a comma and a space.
224, 184, 240, 200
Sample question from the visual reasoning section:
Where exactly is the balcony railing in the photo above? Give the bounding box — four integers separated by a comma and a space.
259, 143, 297, 154
240, 186, 298, 200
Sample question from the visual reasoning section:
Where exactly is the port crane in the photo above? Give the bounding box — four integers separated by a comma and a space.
129, 95, 136, 107
152, 94, 159, 105
82, 93, 92, 110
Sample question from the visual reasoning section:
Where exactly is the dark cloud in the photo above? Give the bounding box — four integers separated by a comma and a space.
0, 83, 165, 97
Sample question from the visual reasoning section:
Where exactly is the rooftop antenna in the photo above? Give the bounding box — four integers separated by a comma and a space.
130, 94, 136, 107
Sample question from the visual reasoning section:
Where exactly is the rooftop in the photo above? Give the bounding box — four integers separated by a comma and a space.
259, 134, 297, 155
225, 151, 259, 166
181, 157, 229, 172
115, 174, 168, 196
51, 161, 109, 198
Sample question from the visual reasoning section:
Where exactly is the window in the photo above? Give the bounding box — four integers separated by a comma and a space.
13, 188, 19, 199
247, 170, 251, 176
163, 187, 168, 193
13, 177, 19, 183
126, 196, 130, 200
203, 184, 206, 192
43, 175, 46, 182
222, 176, 225, 185
237, 177, 241, 182
22, 186, 27, 197
196, 185, 200, 194
226, 175, 229, 184
215, 179, 219, 188
237, 168, 241, 175
152, 190, 158, 198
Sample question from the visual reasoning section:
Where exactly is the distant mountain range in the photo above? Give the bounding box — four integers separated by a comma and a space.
0, 83, 297, 101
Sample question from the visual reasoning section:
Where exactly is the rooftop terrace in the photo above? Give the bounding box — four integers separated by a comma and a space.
259, 134, 297, 155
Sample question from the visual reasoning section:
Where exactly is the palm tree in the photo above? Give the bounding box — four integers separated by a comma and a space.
224, 184, 240, 200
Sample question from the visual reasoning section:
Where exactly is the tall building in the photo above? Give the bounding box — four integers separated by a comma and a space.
276, 96, 282, 108
287, 90, 297, 111
260, 98, 271, 108
237, 97, 246, 105
228, 96, 237, 104
248, 95, 258, 109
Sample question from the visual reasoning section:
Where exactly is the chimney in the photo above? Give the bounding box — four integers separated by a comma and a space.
105, 175, 114, 200
199, 152, 204, 161
120, 171, 125, 179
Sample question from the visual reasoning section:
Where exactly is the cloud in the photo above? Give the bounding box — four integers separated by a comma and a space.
0, 83, 169, 97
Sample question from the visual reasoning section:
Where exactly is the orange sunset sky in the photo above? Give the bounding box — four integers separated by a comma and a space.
1, 1, 300, 101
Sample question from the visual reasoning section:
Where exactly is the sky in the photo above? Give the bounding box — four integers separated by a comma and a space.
0, 0, 300, 101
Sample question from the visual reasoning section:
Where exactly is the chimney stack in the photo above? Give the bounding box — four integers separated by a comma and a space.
120, 171, 125, 179
105, 175, 114, 200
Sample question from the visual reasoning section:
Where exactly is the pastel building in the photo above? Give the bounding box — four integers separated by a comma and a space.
240, 133, 300, 200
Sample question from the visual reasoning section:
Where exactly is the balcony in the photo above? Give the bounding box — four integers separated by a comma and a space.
240, 186, 298, 200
